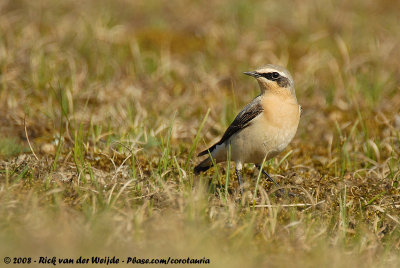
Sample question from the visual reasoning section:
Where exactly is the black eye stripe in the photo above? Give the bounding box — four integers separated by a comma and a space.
257, 72, 290, 87
259, 72, 280, 80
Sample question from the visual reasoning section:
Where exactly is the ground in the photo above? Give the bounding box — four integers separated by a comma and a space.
0, 0, 400, 267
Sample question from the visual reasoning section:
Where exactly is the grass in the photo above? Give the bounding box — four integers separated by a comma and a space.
1, 0, 400, 267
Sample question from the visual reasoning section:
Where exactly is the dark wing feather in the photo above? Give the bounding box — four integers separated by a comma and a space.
198, 96, 263, 157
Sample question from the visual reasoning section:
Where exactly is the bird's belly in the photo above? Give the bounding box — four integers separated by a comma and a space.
230, 118, 298, 164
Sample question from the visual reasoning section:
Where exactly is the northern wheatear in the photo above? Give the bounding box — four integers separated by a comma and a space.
194, 64, 301, 194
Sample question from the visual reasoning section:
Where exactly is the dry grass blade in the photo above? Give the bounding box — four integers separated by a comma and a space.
23, 117, 39, 161
254, 200, 326, 208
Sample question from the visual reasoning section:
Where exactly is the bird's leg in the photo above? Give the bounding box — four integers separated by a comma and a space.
235, 169, 244, 196
256, 165, 280, 188
256, 165, 295, 197
235, 162, 244, 195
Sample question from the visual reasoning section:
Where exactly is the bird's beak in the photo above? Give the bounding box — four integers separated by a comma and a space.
243, 71, 260, 78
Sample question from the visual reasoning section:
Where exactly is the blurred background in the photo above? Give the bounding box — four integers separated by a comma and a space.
1, 0, 400, 143
0, 0, 400, 267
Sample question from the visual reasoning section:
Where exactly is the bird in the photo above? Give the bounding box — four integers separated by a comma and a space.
194, 64, 301, 195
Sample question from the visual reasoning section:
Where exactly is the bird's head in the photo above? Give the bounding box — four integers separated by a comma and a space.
244, 64, 296, 98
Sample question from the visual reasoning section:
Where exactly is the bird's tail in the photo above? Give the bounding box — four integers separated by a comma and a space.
194, 157, 212, 174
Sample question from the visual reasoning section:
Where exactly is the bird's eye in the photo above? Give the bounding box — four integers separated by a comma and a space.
272, 72, 280, 79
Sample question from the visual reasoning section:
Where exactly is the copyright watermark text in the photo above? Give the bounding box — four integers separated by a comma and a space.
3, 256, 210, 265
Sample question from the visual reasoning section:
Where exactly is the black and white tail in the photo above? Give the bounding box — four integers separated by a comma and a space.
194, 157, 212, 174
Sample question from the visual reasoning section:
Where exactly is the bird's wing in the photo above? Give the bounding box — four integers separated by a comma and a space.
198, 95, 263, 157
